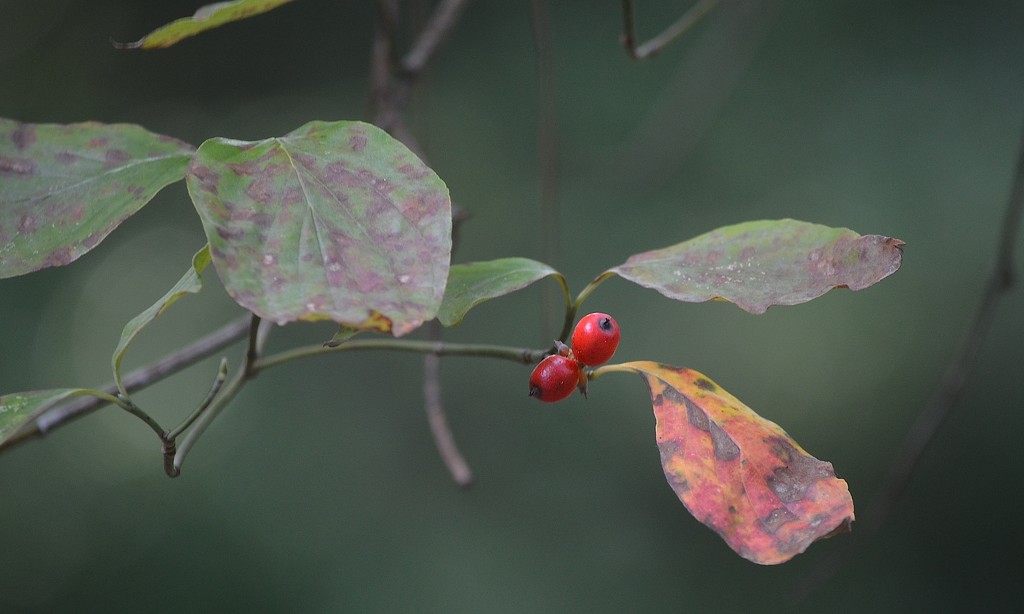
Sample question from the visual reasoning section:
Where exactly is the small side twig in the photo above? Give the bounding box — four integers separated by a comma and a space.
163, 357, 229, 478
621, 0, 719, 60
172, 314, 262, 475
167, 358, 230, 442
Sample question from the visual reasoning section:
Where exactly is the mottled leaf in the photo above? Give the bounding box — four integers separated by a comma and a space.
437, 257, 564, 327
619, 361, 854, 564
0, 118, 195, 278
111, 245, 212, 396
186, 120, 451, 336
0, 389, 85, 449
114, 0, 299, 49
608, 219, 904, 314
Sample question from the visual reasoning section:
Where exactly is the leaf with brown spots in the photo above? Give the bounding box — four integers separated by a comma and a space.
607, 219, 904, 314
186, 120, 451, 336
113, 0, 298, 49
605, 361, 854, 564
0, 118, 195, 279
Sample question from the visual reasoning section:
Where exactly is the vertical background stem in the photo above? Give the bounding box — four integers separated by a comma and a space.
423, 321, 474, 487
529, 0, 562, 340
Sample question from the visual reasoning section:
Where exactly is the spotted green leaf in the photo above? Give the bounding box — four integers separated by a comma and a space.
111, 246, 212, 397
607, 219, 904, 314
604, 361, 854, 564
0, 119, 195, 279
114, 0, 299, 49
437, 258, 564, 327
186, 120, 451, 336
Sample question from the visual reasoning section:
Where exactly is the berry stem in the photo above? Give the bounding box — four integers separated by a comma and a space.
553, 274, 575, 343
557, 271, 617, 342
587, 362, 636, 381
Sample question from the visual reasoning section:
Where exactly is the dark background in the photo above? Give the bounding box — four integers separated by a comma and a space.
2, 1, 1023, 611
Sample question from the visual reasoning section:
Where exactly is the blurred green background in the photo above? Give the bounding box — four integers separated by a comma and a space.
2, 0, 1023, 611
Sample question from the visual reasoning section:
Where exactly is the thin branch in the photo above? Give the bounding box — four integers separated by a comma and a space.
610, 0, 780, 186
867, 117, 1024, 528
423, 320, 474, 488
529, 0, 562, 340
401, 0, 471, 75
373, 0, 469, 133
244, 314, 263, 372
0, 315, 252, 455
167, 358, 230, 442
254, 338, 545, 373
172, 314, 262, 474
621, 0, 719, 60
794, 116, 1024, 601
371, 0, 400, 120
367, 1, 475, 487
419, 188, 475, 488
118, 397, 167, 440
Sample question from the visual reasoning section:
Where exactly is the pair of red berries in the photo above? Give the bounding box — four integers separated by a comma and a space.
529, 312, 621, 403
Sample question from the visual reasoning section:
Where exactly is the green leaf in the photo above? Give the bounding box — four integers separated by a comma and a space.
0, 119, 195, 279
437, 258, 564, 327
0, 389, 87, 449
607, 219, 904, 314
186, 120, 452, 336
113, 0, 299, 50
111, 245, 212, 397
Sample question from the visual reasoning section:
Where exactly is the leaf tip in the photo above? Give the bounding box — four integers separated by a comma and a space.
109, 36, 143, 50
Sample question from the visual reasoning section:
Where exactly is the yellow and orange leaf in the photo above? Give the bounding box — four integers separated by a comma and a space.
617, 361, 854, 564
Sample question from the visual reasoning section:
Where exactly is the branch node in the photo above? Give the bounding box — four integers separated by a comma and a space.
162, 437, 180, 478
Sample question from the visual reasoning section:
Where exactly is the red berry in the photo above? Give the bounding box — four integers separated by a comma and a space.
529, 355, 581, 403
571, 312, 620, 366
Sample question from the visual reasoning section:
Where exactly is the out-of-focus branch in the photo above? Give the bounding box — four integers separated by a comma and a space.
402, 0, 470, 75
621, 0, 719, 60
423, 320, 474, 488
611, 0, 781, 186
370, 0, 400, 122
528, 0, 562, 339
369, 0, 473, 486
795, 116, 1024, 600
372, 0, 470, 133
866, 116, 1024, 533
